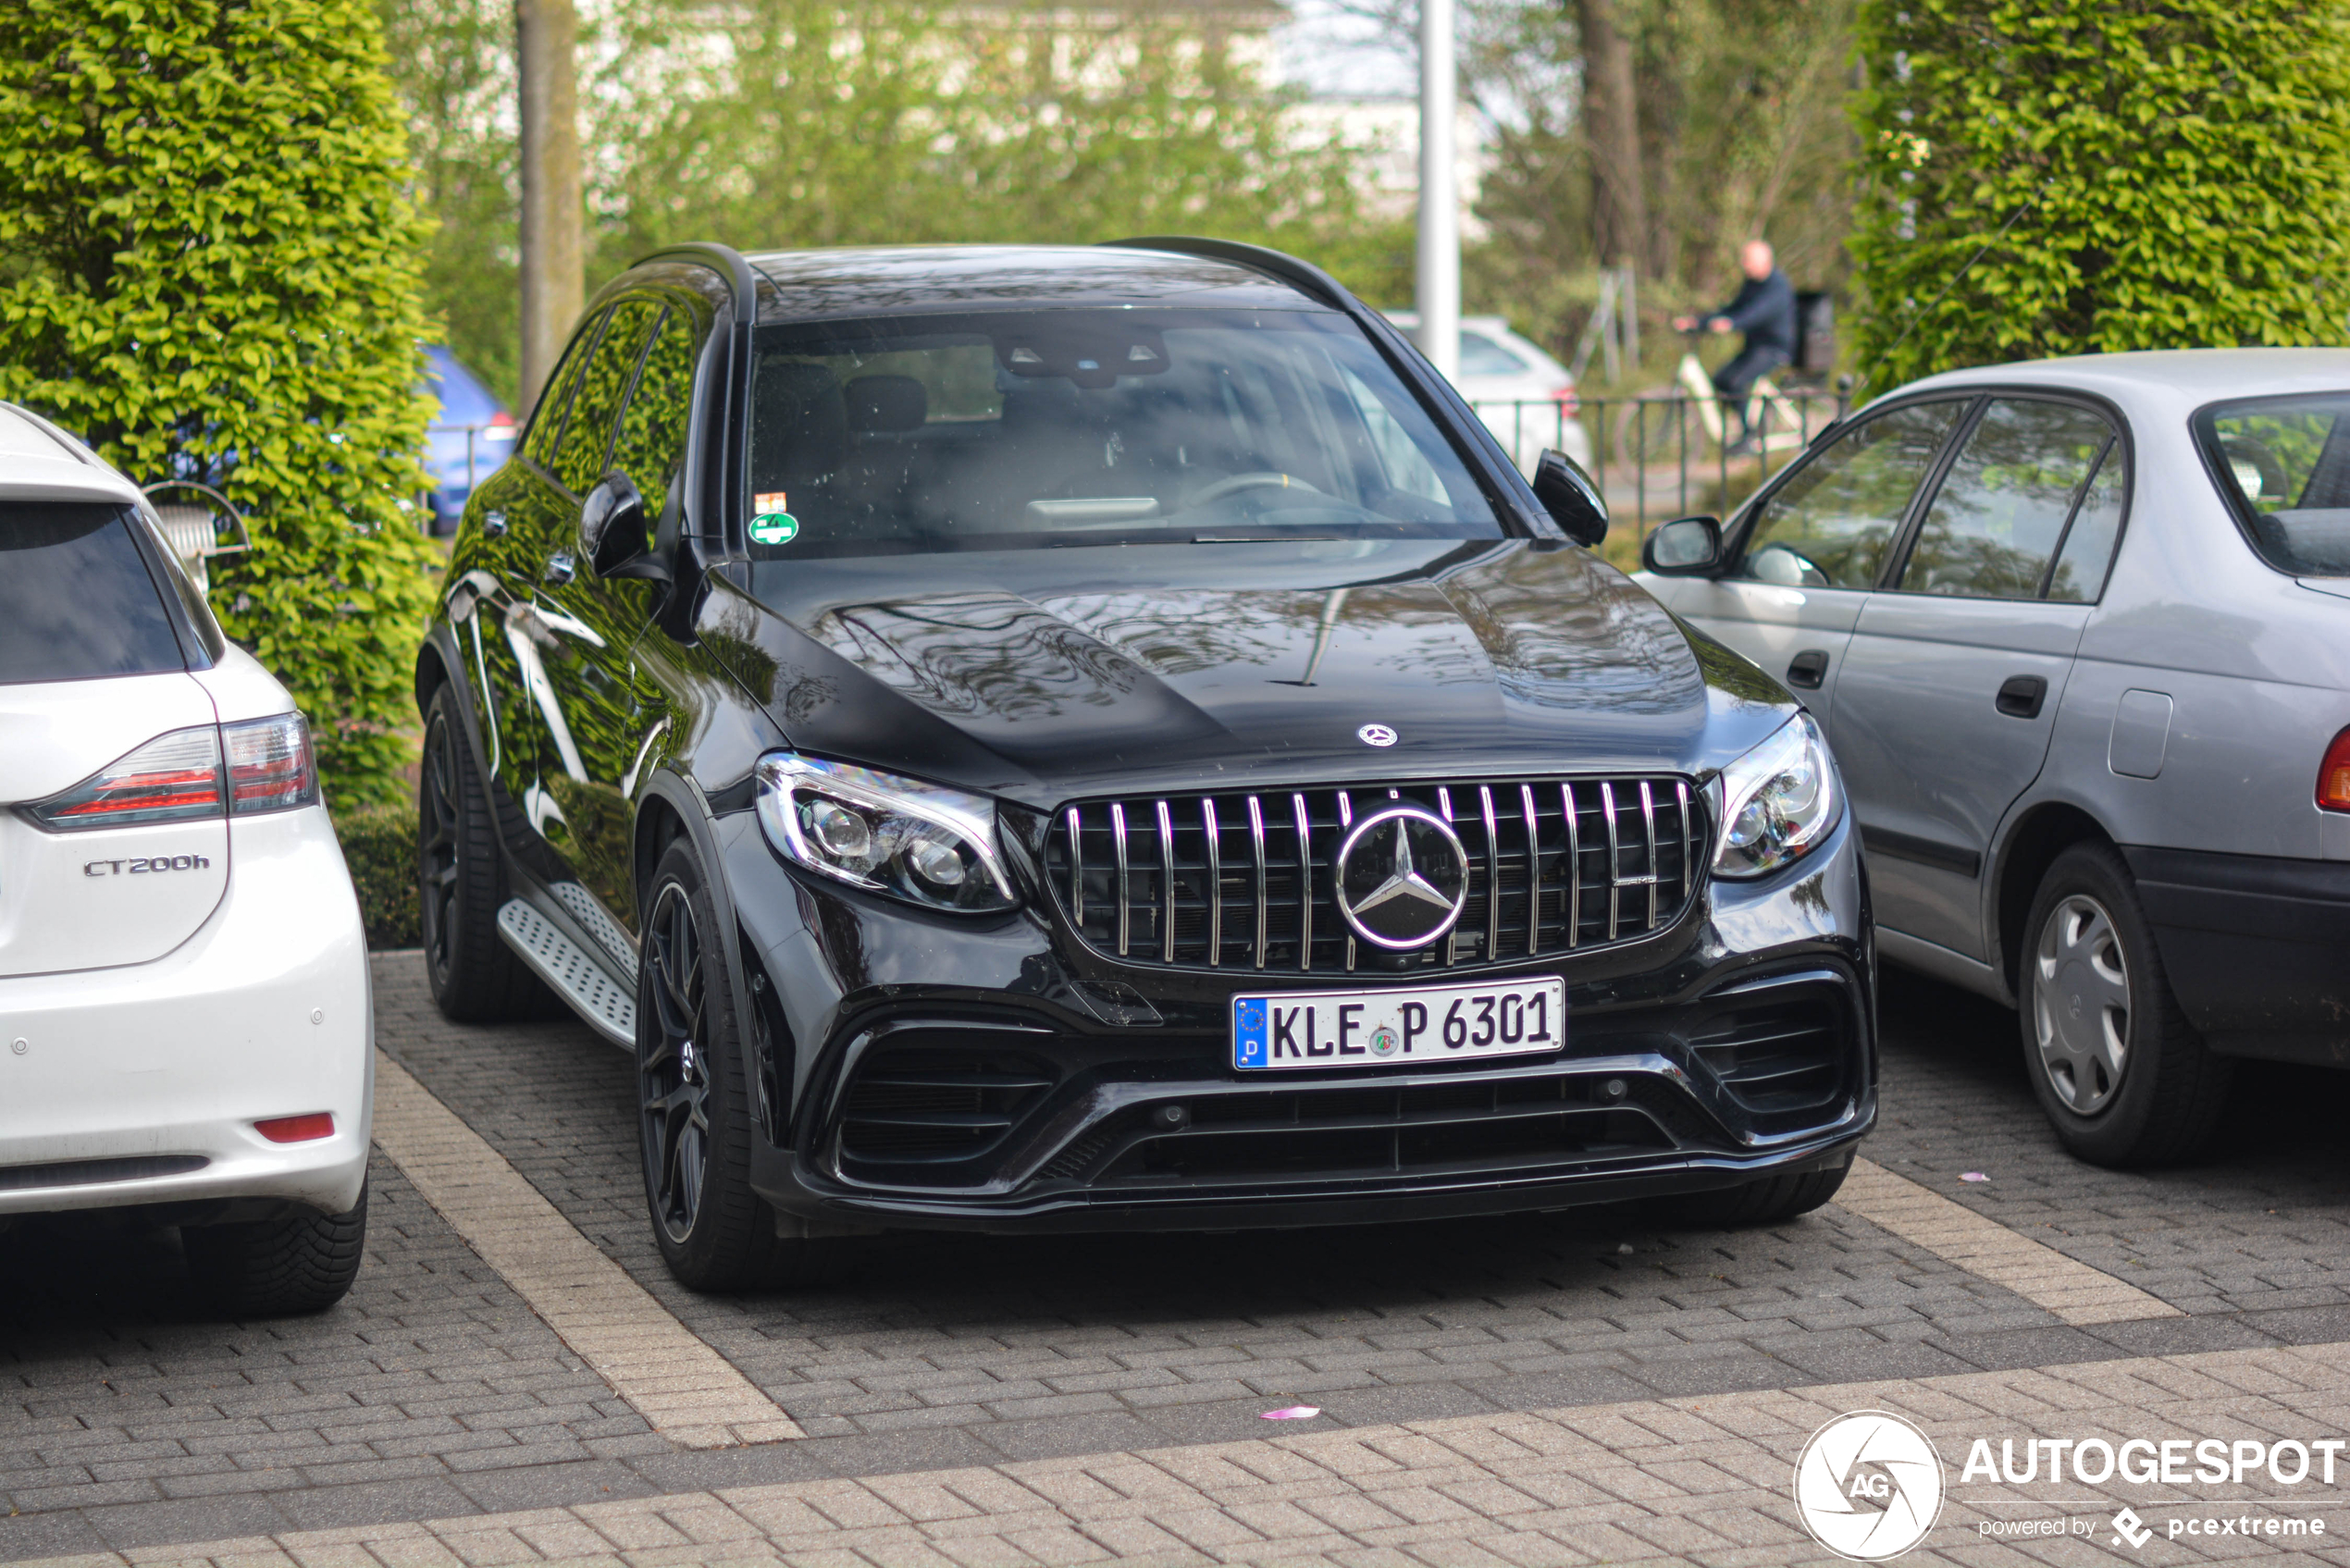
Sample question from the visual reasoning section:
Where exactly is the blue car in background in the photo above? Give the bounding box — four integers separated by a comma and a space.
422, 346, 514, 535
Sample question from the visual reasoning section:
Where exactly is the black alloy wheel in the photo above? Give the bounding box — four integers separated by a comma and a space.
636, 841, 844, 1290
2019, 843, 2231, 1167
417, 687, 552, 1021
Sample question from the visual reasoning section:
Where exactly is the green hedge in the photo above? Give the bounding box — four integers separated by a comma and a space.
0, 0, 443, 808
1849, 0, 2350, 386
336, 805, 420, 951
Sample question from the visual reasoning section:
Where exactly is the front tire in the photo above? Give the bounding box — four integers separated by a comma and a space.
418, 685, 554, 1021
2019, 843, 2230, 1167
637, 841, 839, 1291
184, 1184, 368, 1315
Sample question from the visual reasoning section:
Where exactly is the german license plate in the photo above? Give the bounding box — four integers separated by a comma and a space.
1231, 976, 1566, 1071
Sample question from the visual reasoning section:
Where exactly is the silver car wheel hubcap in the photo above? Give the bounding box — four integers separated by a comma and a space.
2032, 893, 2131, 1114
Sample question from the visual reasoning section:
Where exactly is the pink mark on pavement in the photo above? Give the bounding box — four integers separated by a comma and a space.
1260, 1405, 1321, 1420
1960, 1172, 1989, 1182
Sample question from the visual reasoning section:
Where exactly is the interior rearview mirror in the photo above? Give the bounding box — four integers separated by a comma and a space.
1640, 515, 1723, 575
578, 472, 665, 583
1531, 449, 1608, 548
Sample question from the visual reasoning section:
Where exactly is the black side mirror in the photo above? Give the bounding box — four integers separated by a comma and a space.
579, 472, 666, 583
1640, 515, 1724, 575
1531, 449, 1608, 548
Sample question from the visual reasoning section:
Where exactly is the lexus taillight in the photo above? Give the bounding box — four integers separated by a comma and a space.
22, 714, 317, 831
226, 713, 317, 814
2320, 727, 2350, 812
24, 726, 223, 829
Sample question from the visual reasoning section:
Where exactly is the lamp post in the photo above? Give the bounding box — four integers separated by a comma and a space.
1416, 0, 1459, 381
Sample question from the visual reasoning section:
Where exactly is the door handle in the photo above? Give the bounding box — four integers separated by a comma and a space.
1996, 674, 2047, 719
482, 510, 508, 537
542, 550, 577, 586
1786, 648, 1829, 690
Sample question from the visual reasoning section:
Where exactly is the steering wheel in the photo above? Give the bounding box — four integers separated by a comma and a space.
1182, 472, 1330, 509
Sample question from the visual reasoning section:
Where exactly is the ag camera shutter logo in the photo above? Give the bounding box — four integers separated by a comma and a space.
1794, 1411, 1947, 1561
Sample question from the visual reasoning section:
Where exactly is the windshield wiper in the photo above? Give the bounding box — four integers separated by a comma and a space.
1191, 534, 1344, 543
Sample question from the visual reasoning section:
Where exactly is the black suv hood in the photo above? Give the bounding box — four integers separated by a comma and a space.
704, 538, 1791, 809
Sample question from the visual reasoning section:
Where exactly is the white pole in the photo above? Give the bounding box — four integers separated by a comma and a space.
1416, 0, 1459, 382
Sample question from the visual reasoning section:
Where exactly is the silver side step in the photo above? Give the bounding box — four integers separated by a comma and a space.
497, 898, 636, 1050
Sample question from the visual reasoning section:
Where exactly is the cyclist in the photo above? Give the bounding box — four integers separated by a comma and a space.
1673, 240, 1797, 454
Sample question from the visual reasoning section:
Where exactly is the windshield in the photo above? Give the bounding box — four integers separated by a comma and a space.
2198, 393, 2350, 575
746, 309, 1502, 558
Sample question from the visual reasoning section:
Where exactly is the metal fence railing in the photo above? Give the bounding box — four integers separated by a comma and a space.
1465, 387, 1852, 548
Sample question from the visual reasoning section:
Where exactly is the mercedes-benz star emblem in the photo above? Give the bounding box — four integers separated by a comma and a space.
1357, 723, 1397, 747
1333, 806, 1470, 950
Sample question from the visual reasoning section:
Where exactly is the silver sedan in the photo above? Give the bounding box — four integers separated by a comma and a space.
1633, 349, 2350, 1167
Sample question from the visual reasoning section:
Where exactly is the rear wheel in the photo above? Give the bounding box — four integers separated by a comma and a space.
2020, 843, 2230, 1166
637, 841, 841, 1291
184, 1183, 368, 1315
1651, 1162, 1849, 1228
418, 685, 553, 1021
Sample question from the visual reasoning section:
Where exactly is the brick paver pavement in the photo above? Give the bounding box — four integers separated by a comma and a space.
10, 957, 2350, 1563
22, 1340, 2350, 1567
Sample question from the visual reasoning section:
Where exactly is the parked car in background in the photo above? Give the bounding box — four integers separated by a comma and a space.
416, 238, 1873, 1290
0, 401, 371, 1313
1384, 311, 1592, 475
423, 346, 514, 536
1636, 350, 2350, 1167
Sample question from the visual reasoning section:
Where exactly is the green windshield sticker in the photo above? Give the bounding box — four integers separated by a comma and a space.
750, 512, 798, 546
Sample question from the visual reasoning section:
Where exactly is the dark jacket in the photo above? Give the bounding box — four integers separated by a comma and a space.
1714, 269, 1797, 357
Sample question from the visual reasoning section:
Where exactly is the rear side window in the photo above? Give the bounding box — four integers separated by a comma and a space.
2199, 394, 2350, 575
1897, 399, 2120, 599
1457, 331, 1528, 377
0, 502, 185, 684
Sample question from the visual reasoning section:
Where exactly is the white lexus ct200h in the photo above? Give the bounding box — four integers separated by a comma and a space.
0, 401, 372, 1314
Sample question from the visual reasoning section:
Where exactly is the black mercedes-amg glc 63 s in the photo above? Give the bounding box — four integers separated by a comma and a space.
415, 239, 1874, 1288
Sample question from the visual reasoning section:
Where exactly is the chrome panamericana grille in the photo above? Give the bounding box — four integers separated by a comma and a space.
1043, 778, 1702, 974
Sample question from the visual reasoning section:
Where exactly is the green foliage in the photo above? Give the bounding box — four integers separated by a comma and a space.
0, 0, 442, 807
335, 803, 422, 949
1464, 0, 1860, 370
378, 0, 1392, 394
1849, 0, 2350, 387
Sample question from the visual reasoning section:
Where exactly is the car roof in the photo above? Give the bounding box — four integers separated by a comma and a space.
1895, 348, 2350, 410
0, 402, 142, 506
743, 243, 1329, 325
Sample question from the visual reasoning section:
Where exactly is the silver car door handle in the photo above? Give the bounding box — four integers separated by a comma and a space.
542, 550, 576, 586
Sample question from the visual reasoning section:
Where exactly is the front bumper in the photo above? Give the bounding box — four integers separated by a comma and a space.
2128, 846, 2350, 1064
0, 809, 373, 1221
727, 806, 1875, 1233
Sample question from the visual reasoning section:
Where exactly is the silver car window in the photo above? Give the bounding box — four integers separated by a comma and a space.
2046, 447, 2125, 602
2199, 394, 2350, 576
1899, 399, 2117, 599
1738, 400, 1966, 588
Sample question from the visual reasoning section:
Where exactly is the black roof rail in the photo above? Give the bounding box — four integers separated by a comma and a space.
632, 241, 760, 320
1103, 236, 1348, 310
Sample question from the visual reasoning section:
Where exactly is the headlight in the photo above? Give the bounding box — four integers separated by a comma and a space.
1711, 713, 1841, 879
755, 753, 1018, 912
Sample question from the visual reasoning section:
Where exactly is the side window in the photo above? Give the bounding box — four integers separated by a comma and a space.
520, 310, 606, 470
1738, 401, 1965, 588
1457, 331, 1528, 377
608, 303, 709, 521
1899, 399, 2117, 599
550, 299, 662, 495
2046, 444, 2126, 602
1339, 363, 1447, 506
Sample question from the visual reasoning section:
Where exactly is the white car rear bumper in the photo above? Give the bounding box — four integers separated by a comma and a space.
0, 807, 372, 1218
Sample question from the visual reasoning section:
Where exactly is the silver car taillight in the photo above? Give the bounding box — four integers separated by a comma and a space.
23, 714, 316, 831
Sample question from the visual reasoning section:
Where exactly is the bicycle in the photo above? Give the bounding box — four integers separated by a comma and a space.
1612, 330, 1809, 472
